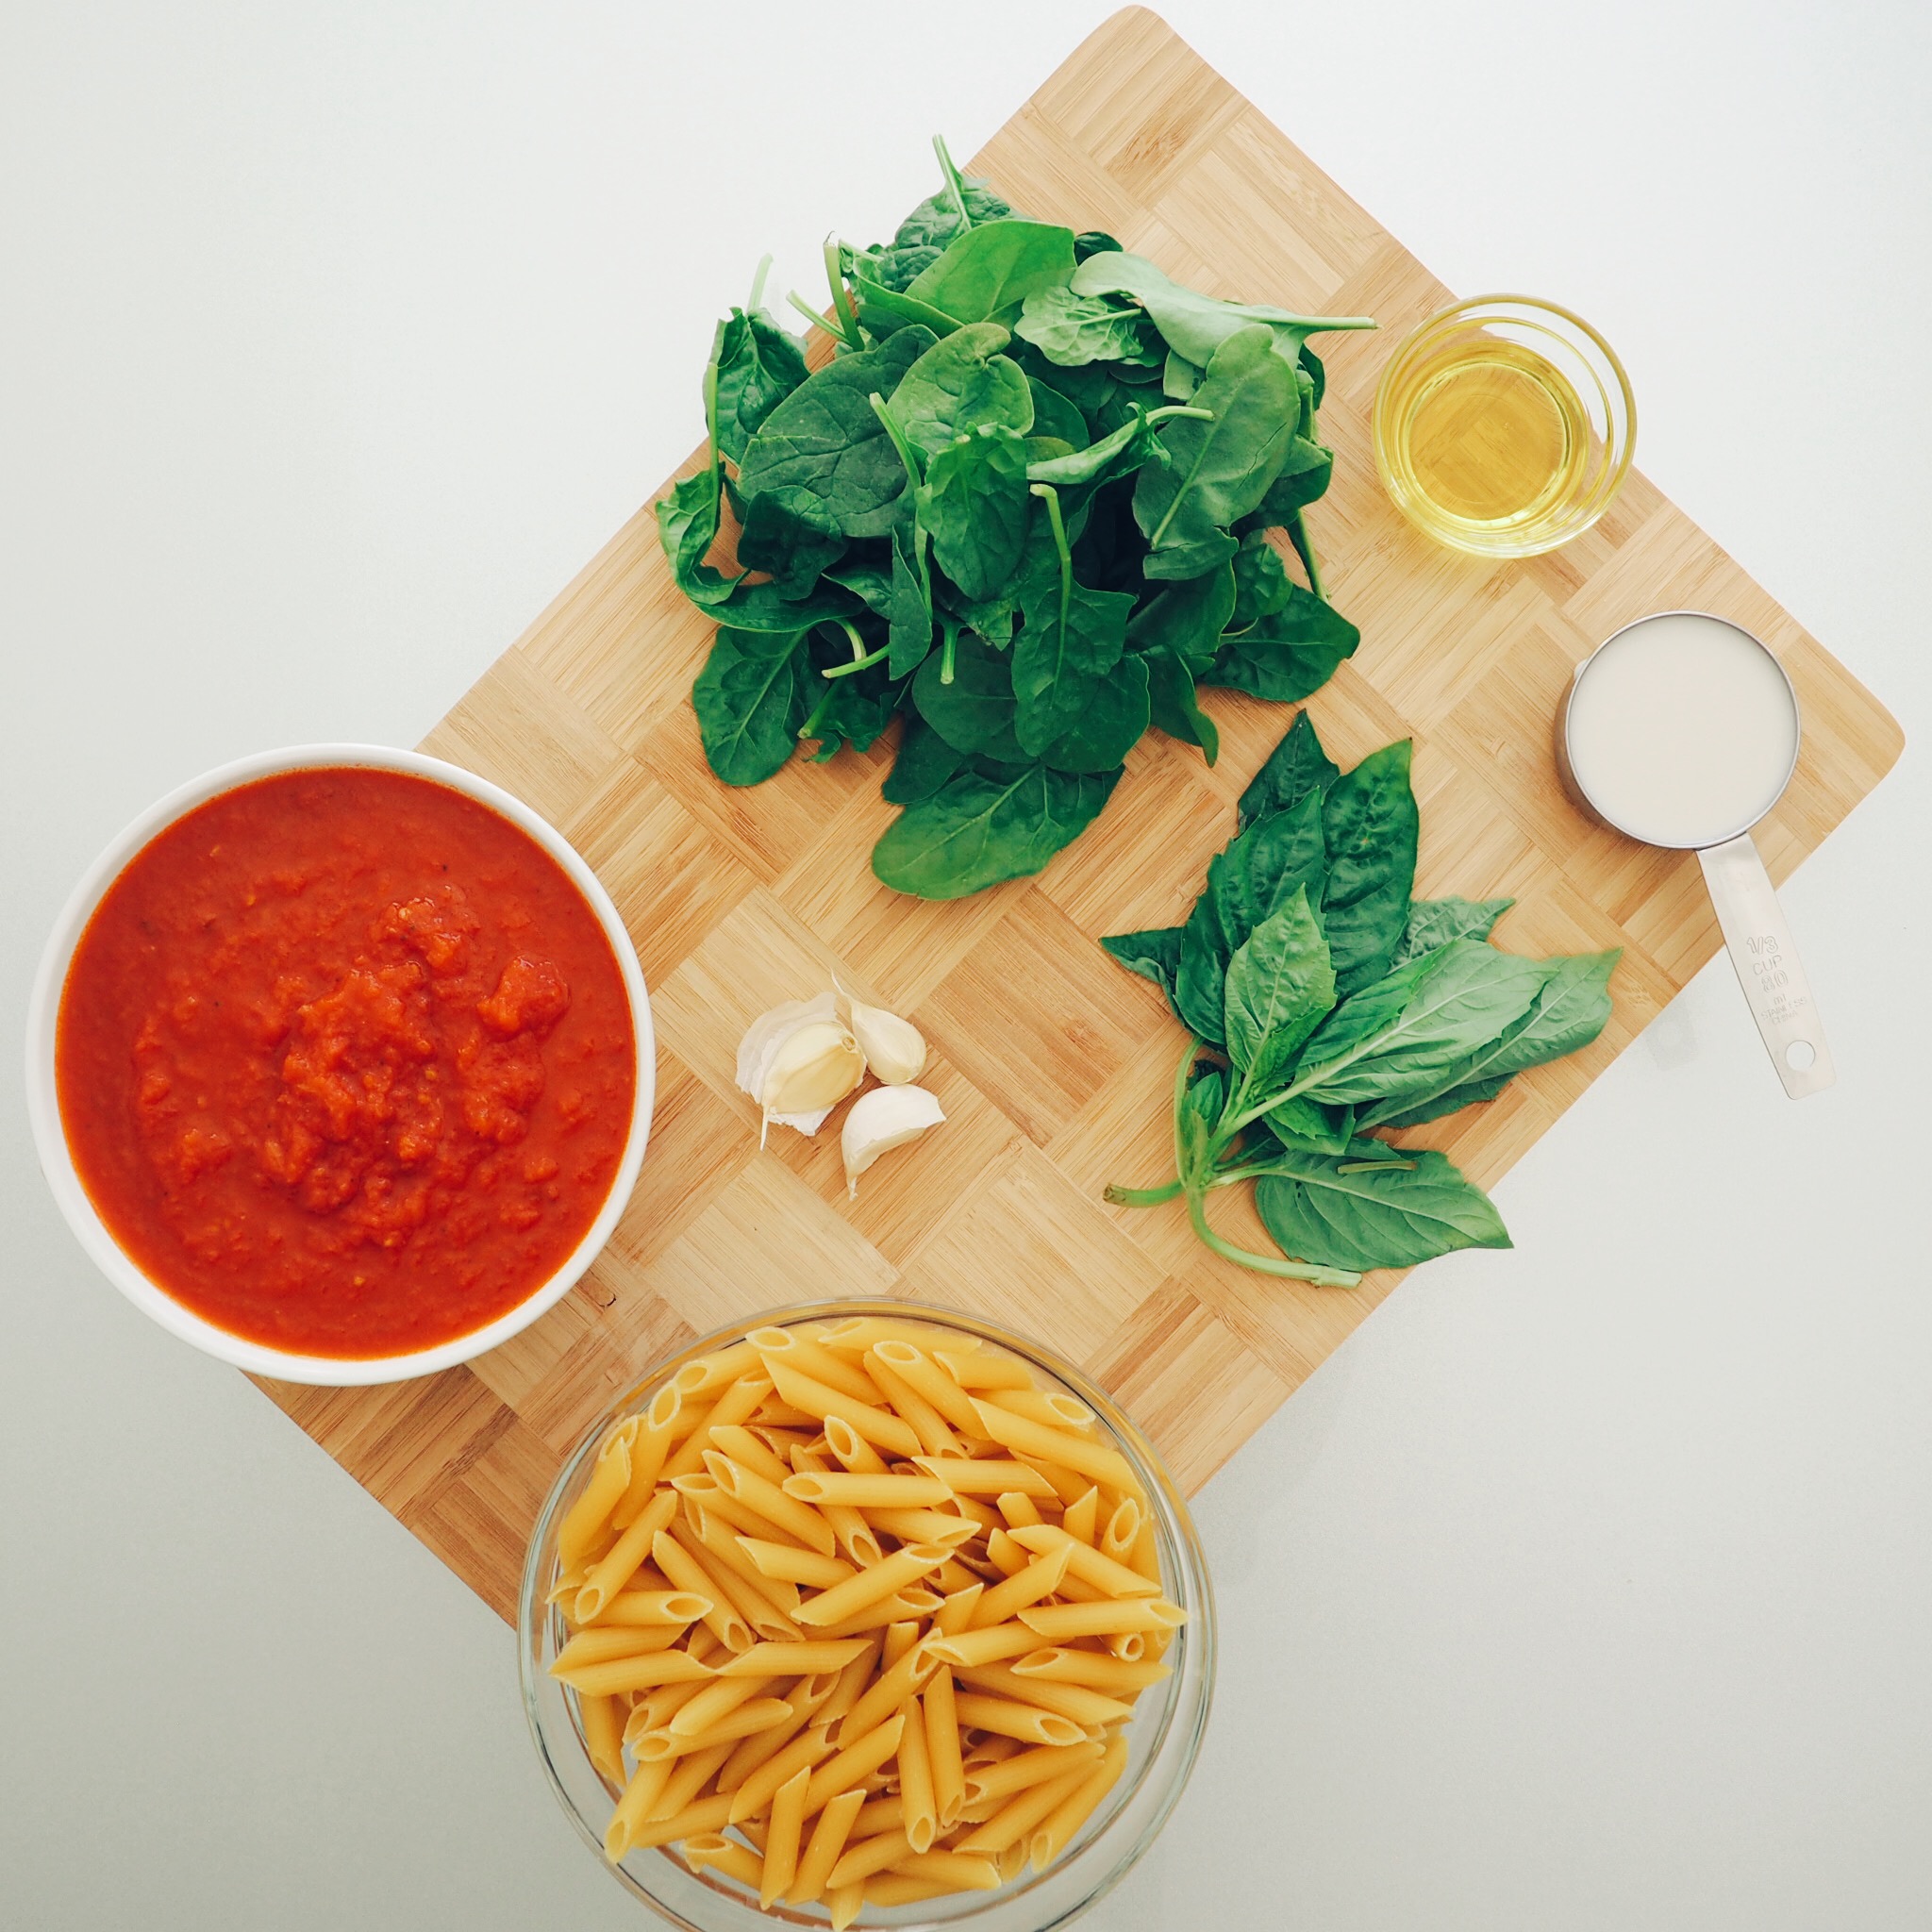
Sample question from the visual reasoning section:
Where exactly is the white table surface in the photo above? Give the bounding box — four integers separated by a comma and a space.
5, 4, 1928, 1926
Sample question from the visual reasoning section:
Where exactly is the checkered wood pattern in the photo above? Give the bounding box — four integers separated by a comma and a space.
256, 8, 1903, 1622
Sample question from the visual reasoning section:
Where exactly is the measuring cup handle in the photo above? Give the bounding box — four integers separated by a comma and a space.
1696, 834, 1835, 1098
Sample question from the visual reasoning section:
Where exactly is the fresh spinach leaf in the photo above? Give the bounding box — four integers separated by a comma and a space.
735, 491, 844, 597
1212, 790, 1328, 956
872, 761, 1121, 898
1010, 487, 1134, 757
920, 425, 1031, 602
1208, 535, 1359, 701
712, 308, 809, 463
736, 327, 935, 537
906, 220, 1078, 325
881, 715, 966, 805
1257, 1095, 1356, 1155
1129, 563, 1237, 669
912, 626, 1026, 760
1253, 1143, 1510, 1271
891, 323, 1034, 459
1038, 651, 1149, 773
860, 173, 1013, 292
1024, 376, 1090, 451
656, 465, 740, 609
1014, 286, 1163, 367
692, 628, 810, 785
1142, 646, 1220, 766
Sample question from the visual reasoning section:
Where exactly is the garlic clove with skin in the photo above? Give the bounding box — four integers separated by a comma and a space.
841, 1084, 945, 1197
736, 994, 866, 1144
843, 995, 927, 1087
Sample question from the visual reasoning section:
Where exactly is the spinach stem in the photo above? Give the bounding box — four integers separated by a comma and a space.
787, 291, 847, 341
748, 253, 773, 317
1104, 1178, 1184, 1208
870, 392, 924, 485
1143, 405, 1214, 425
837, 618, 868, 661
933, 134, 973, 230
824, 241, 863, 348
1029, 483, 1073, 641
796, 677, 841, 741
1184, 1187, 1363, 1288
823, 644, 890, 680
939, 618, 959, 685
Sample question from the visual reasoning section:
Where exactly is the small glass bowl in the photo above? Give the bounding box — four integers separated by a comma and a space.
519, 1299, 1216, 1930
1372, 294, 1635, 558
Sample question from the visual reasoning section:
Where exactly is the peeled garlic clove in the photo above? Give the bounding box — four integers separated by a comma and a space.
841, 1084, 945, 1197
736, 994, 865, 1143
845, 996, 927, 1087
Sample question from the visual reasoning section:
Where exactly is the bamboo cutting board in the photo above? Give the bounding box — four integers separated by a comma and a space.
258, 8, 1902, 1622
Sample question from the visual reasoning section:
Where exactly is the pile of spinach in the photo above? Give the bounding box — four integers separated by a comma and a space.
1102, 710, 1619, 1286
658, 139, 1376, 899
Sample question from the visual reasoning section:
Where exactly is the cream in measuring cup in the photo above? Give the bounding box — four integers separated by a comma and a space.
1558, 611, 1833, 1097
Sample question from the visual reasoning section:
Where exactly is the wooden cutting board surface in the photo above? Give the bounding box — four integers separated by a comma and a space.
257, 8, 1902, 1622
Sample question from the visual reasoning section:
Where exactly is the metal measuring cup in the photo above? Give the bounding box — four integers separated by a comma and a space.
1557, 610, 1834, 1098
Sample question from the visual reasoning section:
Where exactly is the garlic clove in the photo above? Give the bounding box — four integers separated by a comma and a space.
736, 994, 865, 1144
841, 1084, 945, 1197
844, 995, 928, 1087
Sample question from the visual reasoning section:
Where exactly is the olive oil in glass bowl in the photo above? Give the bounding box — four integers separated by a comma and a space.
1373, 295, 1634, 558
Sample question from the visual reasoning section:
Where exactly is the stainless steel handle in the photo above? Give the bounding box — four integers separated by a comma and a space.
1696, 834, 1835, 1098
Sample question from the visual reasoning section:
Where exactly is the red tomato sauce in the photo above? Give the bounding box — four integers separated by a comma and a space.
56, 767, 637, 1358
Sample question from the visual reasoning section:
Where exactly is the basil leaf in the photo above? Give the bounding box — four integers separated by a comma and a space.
912, 627, 1025, 761
872, 761, 1121, 899
1238, 706, 1338, 826
1014, 285, 1163, 367
712, 308, 808, 463
1176, 1066, 1224, 1185
1223, 887, 1337, 1097
1257, 1095, 1356, 1155
1320, 739, 1420, 993
881, 716, 965, 805
1212, 791, 1327, 956
1291, 940, 1549, 1108
1132, 327, 1297, 564
692, 628, 810, 785
921, 426, 1031, 603
1253, 1143, 1511, 1272
1100, 925, 1184, 1003
1391, 896, 1516, 967
736, 328, 936, 538
906, 220, 1079, 325
891, 323, 1035, 459
1361, 949, 1620, 1128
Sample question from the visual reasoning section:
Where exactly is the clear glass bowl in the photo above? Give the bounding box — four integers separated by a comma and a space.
519, 1299, 1216, 1930
1372, 294, 1636, 558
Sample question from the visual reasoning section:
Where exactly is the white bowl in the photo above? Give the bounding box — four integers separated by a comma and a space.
25, 743, 655, 1386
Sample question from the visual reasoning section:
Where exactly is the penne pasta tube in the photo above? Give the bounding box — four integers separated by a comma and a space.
896, 1694, 938, 1853
736, 1537, 856, 1590
783, 1471, 953, 1508
584, 1589, 710, 1633
891, 1848, 1002, 1890
828, 1825, 910, 1890
764, 1358, 922, 1458
831, 1636, 941, 1747
821, 1415, 889, 1475
1029, 1733, 1129, 1871
603, 1757, 674, 1860
957, 1762, 1094, 1856
789, 1786, 865, 1905
703, 1453, 838, 1557
683, 1832, 764, 1889
555, 1621, 697, 1668
862, 1354, 964, 1457
558, 1429, 632, 1573
804, 1711, 908, 1814
625, 1789, 734, 1852
1128, 1511, 1161, 1584
579, 1691, 625, 1789
662, 1372, 773, 1483
611, 1389, 684, 1527
861, 1507, 978, 1548
1006, 1524, 1161, 1599
636, 1697, 794, 1758
953, 1663, 1135, 1730
1018, 1597, 1185, 1641
794, 1544, 951, 1628
996, 1491, 1044, 1530
670, 1672, 777, 1738
549, 1649, 715, 1696
923, 1621, 1040, 1668
706, 1424, 793, 1489
1108, 1632, 1147, 1663
880, 1619, 920, 1672
995, 1841, 1028, 1884
1102, 1495, 1141, 1563
759, 1764, 811, 1907
923, 1672, 966, 1829
649, 1740, 739, 1824
869, 1341, 985, 1435
935, 1348, 1031, 1392
968, 1542, 1074, 1629
985, 1529, 1028, 1577
827, 1878, 864, 1932
650, 1531, 753, 1653
717, 1639, 871, 1679
969, 1400, 1141, 1495
933, 1557, 983, 1596
810, 1642, 881, 1733
932, 1582, 985, 1636
750, 1327, 886, 1407
672, 1472, 802, 1554
1060, 1486, 1101, 1545
575, 1488, 678, 1622
1012, 1648, 1172, 1693
911, 1457, 1056, 1497
988, 1387, 1095, 1431
675, 1340, 764, 1395
685, 1507, 804, 1632
726, 1724, 836, 1825
866, 1874, 955, 1906
950, 1695, 1085, 1748
959, 1739, 1106, 1807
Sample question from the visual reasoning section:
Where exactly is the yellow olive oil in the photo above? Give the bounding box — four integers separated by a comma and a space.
1379, 337, 1594, 546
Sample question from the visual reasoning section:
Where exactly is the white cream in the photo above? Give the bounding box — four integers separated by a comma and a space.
1565, 612, 1798, 848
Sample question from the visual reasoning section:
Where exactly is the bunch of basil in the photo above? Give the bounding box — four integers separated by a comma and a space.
658, 141, 1375, 900
1103, 711, 1620, 1285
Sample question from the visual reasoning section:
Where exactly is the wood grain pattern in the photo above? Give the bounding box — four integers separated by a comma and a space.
255, 8, 1903, 1623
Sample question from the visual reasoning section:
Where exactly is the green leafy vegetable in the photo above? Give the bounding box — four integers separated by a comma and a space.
664, 138, 1373, 897
1102, 709, 1619, 1282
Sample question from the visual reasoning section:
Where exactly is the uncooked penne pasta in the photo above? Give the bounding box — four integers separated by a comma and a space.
545, 1316, 1178, 1916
